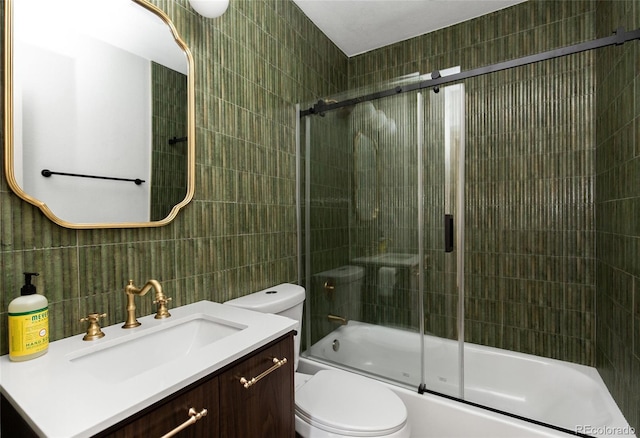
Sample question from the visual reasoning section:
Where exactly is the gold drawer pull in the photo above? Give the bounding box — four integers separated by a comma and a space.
239, 357, 288, 389
160, 407, 208, 438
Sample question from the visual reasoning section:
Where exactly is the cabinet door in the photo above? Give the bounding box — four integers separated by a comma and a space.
100, 377, 219, 438
1, 394, 39, 438
219, 335, 295, 438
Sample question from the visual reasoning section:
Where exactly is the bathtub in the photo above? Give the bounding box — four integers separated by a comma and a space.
301, 321, 635, 438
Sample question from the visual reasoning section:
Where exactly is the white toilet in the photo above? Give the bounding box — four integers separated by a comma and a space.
225, 283, 410, 438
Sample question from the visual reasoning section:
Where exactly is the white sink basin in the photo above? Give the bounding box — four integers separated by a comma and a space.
68, 314, 245, 383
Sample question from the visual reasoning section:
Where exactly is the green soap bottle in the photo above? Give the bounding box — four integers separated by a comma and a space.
8, 272, 49, 361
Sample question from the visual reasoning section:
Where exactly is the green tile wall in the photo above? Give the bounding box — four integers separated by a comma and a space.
348, 0, 598, 365
595, 0, 640, 432
338, 0, 638, 429
0, 0, 347, 354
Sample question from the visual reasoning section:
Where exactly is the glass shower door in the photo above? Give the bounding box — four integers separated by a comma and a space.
349, 90, 423, 388
299, 77, 465, 398
300, 82, 426, 390
419, 82, 465, 399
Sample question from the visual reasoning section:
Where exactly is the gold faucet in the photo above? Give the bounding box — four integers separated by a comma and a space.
122, 279, 171, 328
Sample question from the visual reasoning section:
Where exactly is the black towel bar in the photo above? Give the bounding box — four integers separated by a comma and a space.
168, 136, 187, 145
41, 169, 144, 185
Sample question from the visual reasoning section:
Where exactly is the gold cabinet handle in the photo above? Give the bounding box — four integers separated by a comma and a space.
160, 407, 208, 438
239, 357, 287, 389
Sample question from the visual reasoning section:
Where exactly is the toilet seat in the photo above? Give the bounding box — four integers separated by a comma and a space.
295, 370, 408, 437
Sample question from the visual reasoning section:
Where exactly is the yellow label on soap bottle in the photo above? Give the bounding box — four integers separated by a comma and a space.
8, 307, 49, 357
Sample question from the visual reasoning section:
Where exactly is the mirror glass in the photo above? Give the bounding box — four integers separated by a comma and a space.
354, 131, 379, 221
5, 0, 195, 228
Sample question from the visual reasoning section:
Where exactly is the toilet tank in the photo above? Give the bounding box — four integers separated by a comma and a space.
312, 265, 364, 321
313, 265, 364, 290
225, 283, 305, 369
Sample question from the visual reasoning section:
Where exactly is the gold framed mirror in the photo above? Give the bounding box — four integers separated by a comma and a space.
4, 0, 195, 228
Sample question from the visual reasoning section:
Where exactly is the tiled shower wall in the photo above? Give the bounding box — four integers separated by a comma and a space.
0, 0, 348, 354
341, 0, 639, 429
595, 0, 640, 430
348, 1, 597, 364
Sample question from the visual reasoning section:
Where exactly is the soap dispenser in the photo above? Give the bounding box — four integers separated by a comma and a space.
8, 272, 49, 361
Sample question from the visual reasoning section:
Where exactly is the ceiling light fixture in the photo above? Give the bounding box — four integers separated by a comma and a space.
189, 0, 229, 18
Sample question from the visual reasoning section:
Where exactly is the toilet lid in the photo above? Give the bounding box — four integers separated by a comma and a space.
295, 370, 407, 437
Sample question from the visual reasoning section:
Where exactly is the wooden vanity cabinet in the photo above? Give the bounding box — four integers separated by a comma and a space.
1, 333, 295, 438
0, 394, 39, 438
219, 331, 295, 437
101, 333, 294, 438
99, 378, 220, 438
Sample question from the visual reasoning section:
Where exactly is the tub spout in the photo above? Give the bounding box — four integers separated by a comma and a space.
328, 314, 348, 325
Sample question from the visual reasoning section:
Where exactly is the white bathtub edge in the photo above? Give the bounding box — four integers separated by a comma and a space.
298, 356, 635, 438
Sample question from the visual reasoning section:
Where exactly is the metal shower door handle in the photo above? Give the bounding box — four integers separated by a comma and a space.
445, 214, 454, 252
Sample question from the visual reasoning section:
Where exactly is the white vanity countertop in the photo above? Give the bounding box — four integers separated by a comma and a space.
0, 300, 297, 438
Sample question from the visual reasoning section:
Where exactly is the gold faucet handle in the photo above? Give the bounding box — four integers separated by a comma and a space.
80, 312, 107, 341
153, 296, 172, 319
80, 312, 107, 323
153, 296, 172, 305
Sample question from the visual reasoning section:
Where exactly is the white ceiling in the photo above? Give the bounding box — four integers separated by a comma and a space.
292, 0, 526, 57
